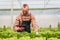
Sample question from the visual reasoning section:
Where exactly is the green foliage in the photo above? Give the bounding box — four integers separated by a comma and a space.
58, 22, 60, 31
0, 27, 60, 40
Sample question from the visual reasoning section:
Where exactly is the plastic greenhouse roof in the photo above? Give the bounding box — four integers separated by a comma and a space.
0, 0, 60, 9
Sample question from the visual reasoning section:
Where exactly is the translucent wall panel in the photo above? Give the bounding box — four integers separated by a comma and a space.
0, 10, 11, 27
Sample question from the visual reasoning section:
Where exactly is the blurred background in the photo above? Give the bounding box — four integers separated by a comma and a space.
0, 0, 60, 28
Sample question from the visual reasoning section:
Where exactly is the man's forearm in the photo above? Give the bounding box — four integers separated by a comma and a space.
33, 24, 38, 32
32, 22, 38, 34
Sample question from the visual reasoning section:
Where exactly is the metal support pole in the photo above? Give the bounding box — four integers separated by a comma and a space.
11, 0, 13, 27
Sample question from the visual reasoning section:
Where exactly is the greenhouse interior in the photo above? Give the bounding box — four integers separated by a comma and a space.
0, 0, 60, 28
0, 0, 60, 40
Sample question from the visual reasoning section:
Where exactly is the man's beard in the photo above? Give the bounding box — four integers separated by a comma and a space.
23, 11, 28, 15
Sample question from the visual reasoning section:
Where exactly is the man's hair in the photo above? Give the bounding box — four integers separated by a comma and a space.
23, 4, 28, 8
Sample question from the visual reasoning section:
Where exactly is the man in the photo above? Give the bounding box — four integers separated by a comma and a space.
13, 4, 38, 34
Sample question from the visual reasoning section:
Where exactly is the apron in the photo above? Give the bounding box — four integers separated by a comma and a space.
17, 13, 31, 33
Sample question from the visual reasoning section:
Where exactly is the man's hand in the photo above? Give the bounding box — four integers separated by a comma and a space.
19, 27, 25, 31
13, 26, 25, 31
13, 27, 20, 31
35, 32, 39, 35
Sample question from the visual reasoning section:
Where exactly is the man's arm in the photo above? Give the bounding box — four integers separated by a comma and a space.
13, 13, 22, 31
30, 13, 38, 34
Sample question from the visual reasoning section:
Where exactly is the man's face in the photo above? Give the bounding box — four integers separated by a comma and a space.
22, 6, 29, 15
